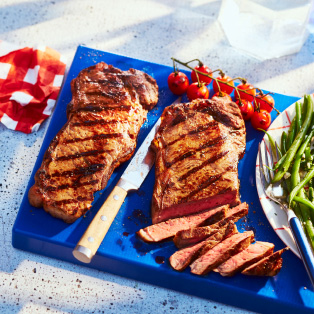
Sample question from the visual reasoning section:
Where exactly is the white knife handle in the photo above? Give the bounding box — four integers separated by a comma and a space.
72, 185, 127, 263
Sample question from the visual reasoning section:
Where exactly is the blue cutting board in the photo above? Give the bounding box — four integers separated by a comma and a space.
12, 45, 314, 314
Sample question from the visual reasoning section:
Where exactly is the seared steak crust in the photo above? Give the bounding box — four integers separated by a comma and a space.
242, 247, 289, 276
173, 203, 248, 248
151, 98, 246, 224
217, 241, 274, 277
169, 221, 237, 271
190, 231, 254, 276
28, 62, 158, 223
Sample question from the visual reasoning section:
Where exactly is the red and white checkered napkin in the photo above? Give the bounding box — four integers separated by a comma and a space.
0, 41, 66, 134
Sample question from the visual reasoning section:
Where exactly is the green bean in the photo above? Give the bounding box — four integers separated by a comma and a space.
290, 128, 314, 189
273, 95, 313, 182
286, 117, 296, 149
289, 167, 314, 204
305, 146, 312, 162
294, 196, 314, 215
294, 192, 314, 248
295, 102, 302, 135
309, 187, 314, 202
281, 131, 287, 155
258, 129, 282, 159
301, 100, 307, 125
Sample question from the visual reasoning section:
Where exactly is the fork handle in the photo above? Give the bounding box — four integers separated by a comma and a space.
288, 209, 314, 288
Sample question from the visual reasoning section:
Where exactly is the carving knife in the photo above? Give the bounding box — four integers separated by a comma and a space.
73, 96, 181, 263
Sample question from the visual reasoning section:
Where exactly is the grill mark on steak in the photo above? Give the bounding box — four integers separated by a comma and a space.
165, 136, 227, 168
45, 179, 99, 192
88, 79, 123, 86
178, 166, 234, 204
55, 149, 110, 161
53, 196, 93, 205
84, 90, 127, 98
64, 133, 123, 144
45, 164, 106, 179
192, 99, 244, 129
165, 121, 219, 148
178, 150, 229, 181
157, 112, 195, 134
178, 174, 222, 204
76, 104, 132, 113
72, 119, 120, 127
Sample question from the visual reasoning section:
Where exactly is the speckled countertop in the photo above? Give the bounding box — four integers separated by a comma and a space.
1, 0, 314, 313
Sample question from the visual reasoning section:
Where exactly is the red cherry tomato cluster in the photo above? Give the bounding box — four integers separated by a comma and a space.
167, 63, 275, 131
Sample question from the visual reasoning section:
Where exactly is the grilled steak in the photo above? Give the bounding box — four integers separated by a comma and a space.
137, 205, 227, 243
151, 98, 246, 224
242, 247, 288, 276
173, 202, 248, 248
28, 62, 158, 223
170, 221, 237, 271
190, 231, 254, 276
217, 241, 274, 277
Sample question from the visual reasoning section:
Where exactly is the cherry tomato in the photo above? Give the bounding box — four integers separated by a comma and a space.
235, 83, 256, 102
167, 71, 189, 95
251, 110, 271, 130
213, 91, 232, 101
187, 83, 209, 101
236, 99, 254, 121
191, 64, 212, 85
255, 94, 275, 113
213, 75, 234, 95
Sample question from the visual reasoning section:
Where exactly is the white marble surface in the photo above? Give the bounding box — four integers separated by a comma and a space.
1, 0, 314, 313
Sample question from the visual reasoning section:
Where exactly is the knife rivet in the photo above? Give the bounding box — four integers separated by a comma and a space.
88, 237, 94, 243
113, 194, 119, 200
100, 215, 107, 221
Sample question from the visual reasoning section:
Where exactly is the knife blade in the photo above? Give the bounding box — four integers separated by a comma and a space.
73, 96, 182, 263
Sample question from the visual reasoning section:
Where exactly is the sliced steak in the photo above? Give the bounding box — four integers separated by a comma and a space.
151, 98, 246, 223
173, 202, 248, 248
170, 221, 237, 271
217, 241, 275, 277
190, 230, 254, 276
28, 62, 158, 223
137, 205, 227, 243
242, 248, 289, 276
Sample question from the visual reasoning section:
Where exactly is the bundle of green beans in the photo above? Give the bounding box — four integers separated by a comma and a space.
269, 95, 314, 249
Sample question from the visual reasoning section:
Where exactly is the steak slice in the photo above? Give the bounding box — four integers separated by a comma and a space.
190, 230, 254, 276
151, 98, 246, 224
28, 62, 158, 223
173, 202, 248, 248
169, 221, 237, 271
137, 205, 227, 243
217, 241, 275, 277
242, 247, 289, 276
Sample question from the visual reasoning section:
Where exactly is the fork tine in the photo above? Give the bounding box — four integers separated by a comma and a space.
263, 141, 272, 184
258, 143, 269, 191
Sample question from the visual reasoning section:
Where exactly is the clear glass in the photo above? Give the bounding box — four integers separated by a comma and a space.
218, 0, 313, 60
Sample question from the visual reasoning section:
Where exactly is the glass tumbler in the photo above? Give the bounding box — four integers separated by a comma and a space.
218, 0, 313, 60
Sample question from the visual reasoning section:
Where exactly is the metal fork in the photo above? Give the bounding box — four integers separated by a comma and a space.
258, 141, 314, 288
